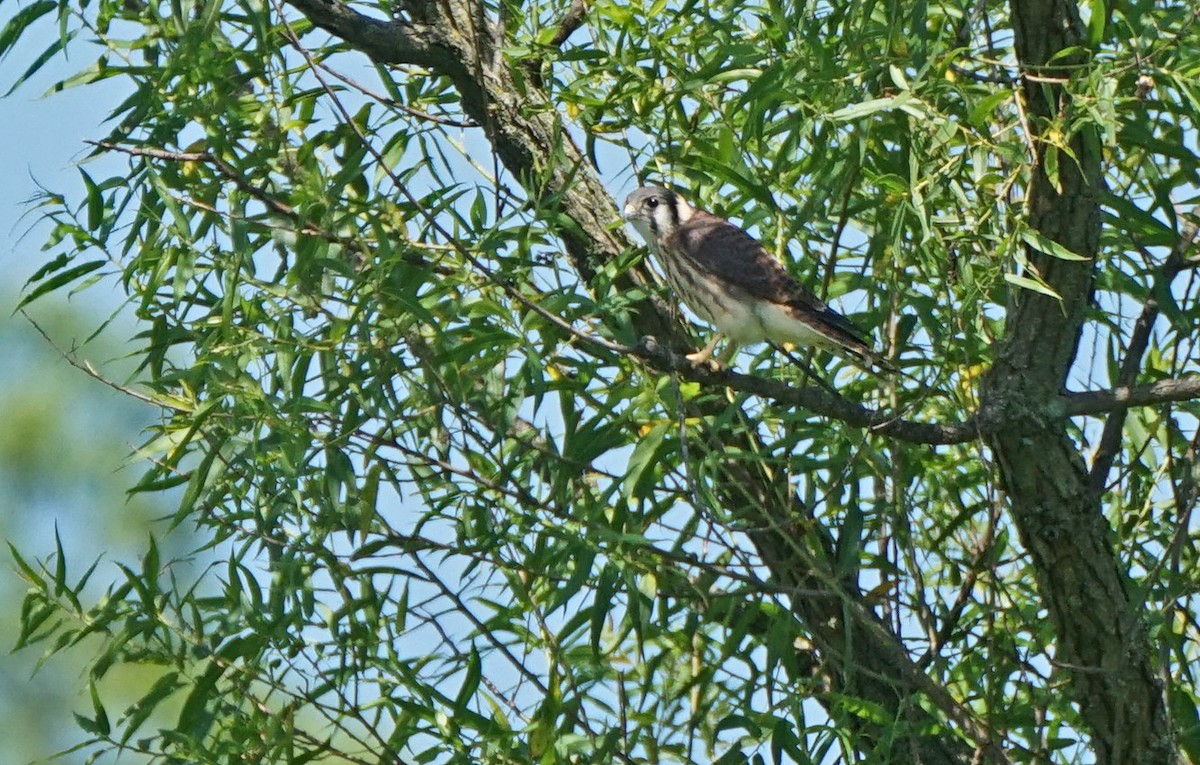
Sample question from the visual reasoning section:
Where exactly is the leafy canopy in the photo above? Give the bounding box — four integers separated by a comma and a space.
5, 0, 1200, 762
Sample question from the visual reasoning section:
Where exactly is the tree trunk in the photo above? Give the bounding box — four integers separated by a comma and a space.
982, 1, 1175, 762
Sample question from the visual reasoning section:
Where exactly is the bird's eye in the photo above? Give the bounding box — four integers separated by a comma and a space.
646, 198, 659, 209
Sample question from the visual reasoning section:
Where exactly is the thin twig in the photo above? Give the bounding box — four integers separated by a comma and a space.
1090, 203, 1200, 490
23, 313, 190, 412
918, 497, 1000, 668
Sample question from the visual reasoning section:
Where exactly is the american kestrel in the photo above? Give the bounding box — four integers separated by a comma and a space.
623, 186, 891, 370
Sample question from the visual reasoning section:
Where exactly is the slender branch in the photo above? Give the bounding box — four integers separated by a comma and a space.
1065, 375, 1200, 417
634, 338, 986, 445
86, 140, 293, 219
948, 63, 1016, 84
1090, 202, 1200, 490
23, 314, 191, 412
88, 140, 299, 221
1088, 288, 1164, 490
548, 0, 588, 47
87, 141, 208, 162
639, 345, 1200, 443
950, 0, 1016, 85
918, 497, 1001, 669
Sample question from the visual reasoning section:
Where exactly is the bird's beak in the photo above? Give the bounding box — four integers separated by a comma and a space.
621, 204, 636, 221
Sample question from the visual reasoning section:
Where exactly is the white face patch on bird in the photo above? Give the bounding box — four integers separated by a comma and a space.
622, 187, 694, 249
620, 185, 893, 372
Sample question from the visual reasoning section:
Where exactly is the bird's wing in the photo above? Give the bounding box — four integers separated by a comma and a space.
669, 211, 872, 349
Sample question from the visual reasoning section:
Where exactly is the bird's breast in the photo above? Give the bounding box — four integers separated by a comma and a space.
655, 244, 766, 344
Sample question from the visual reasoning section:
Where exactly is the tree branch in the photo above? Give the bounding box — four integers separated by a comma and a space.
1090, 202, 1200, 490
633, 338, 986, 445
523, 0, 588, 86
281, 0, 463, 72
713, 450, 1007, 765
638, 340, 1200, 445
548, 0, 588, 47
285, 0, 682, 350
1066, 375, 1200, 417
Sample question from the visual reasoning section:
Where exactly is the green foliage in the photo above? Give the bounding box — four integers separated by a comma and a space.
4, 0, 1200, 762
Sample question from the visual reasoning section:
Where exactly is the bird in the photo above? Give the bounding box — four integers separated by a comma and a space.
622, 186, 892, 371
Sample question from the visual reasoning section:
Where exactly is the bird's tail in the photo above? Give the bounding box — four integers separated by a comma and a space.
785, 339, 905, 379
844, 345, 900, 376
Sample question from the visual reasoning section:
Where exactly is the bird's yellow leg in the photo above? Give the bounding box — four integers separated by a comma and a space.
686, 334, 723, 364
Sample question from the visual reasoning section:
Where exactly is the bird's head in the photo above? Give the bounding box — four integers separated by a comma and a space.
623, 186, 695, 246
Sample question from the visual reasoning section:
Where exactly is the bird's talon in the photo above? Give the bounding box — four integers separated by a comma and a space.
685, 352, 724, 371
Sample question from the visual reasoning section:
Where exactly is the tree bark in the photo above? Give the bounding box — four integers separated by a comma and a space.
981, 0, 1176, 762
